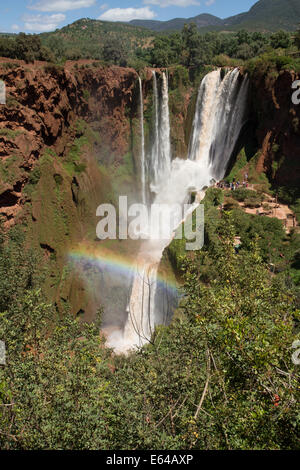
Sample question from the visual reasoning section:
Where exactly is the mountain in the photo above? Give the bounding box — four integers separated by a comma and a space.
130, 14, 223, 32
130, 0, 300, 32
39, 18, 154, 60
223, 0, 300, 31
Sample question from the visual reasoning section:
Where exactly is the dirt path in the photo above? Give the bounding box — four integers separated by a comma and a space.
223, 185, 298, 233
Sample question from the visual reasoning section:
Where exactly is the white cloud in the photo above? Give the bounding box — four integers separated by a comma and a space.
99, 7, 156, 22
28, 0, 96, 13
100, 3, 109, 10
144, 0, 200, 7
23, 13, 66, 32
11, 24, 20, 31
205, 0, 215, 5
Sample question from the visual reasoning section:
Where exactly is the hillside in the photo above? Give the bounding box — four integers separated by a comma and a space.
130, 0, 300, 32
131, 14, 223, 32
40, 18, 154, 61
223, 0, 300, 31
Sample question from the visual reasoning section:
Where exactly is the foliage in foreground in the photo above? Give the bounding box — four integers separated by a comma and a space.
0, 217, 299, 450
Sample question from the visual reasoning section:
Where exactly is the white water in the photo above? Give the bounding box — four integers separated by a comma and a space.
107, 68, 249, 354
138, 77, 146, 205
150, 71, 160, 187
149, 71, 172, 193
189, 68, 249, 177
158, 72, 172, 183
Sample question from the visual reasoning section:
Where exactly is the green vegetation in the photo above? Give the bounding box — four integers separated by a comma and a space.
136, 26, 297, 74
40, 18, 153, 66
0, 128, 22, 139
0, 16, 298, 73
0, 212, 299, 449
0, 5, 299, 451
0, 33, 54, 63
169, 187, 300, 284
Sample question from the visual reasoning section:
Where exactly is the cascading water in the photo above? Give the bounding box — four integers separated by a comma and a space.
158, 72, 172, 182
138, 76, 146, 205
108, 68, 249, 353
149, 71, 172, 192
188, 68, 249, 178
150, 71, 160, 186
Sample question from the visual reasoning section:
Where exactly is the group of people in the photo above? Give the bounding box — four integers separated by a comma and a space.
216, 180, 249, 191
216, 173, 249, 191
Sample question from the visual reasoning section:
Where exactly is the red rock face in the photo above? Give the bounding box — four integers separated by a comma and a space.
0, 61, 139, 227
251, 69, 300, 187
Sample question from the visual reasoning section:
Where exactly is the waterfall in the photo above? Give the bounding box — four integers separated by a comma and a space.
138, 76, 146, 205
159, 72, 172, 182
150, 71, 159, 185
189, 68, 249, 180
108, 68, 249, 354
149, 71, 172, 192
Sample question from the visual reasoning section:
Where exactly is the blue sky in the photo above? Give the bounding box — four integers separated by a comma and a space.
0, 0, 258, 33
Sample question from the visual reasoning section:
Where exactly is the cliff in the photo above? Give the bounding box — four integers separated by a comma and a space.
0, 60, 144, 316
0, 60, 140, 227
1, 59, 299, 315
249, 69, 300, 189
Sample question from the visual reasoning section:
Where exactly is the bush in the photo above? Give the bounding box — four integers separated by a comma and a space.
230, 188, 250, 202
244, 197, 262, 208
224, 197, 239, 210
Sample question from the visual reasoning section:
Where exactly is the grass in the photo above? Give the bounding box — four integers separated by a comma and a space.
0, 128, 22, 139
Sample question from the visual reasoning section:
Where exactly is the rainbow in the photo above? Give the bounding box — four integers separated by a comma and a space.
68, 244, 178, 292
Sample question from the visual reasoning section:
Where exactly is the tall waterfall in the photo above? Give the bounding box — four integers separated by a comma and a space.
159, 72, 172, 182
189, 68, 249, 180
107, 68, 249, 353
150, 71, 159, 185
138, 77, 146, 204
149, 71, 172, 192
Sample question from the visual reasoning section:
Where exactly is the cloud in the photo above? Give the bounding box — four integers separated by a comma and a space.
11, 24, 20, 31
28, 0, 96, 12
143, 0, 200, 7
23, 13, 66, 32
100, 3, 109, 10
99, 7, 156, 22
205, 0, 215, 5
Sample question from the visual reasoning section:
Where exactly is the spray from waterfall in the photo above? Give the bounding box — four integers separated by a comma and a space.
108, 68, 249, 354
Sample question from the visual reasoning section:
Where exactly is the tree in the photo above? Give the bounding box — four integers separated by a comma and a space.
0, 225, 110, 449
0, 36, 18, 59
151, 37, 173, 67
102, 36, 128, 66
182, 23, 202, 68
270, 30, 291, 49
236, 43, 254, 60
237, 30, 251, 45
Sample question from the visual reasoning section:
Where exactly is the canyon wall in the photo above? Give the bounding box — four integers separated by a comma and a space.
0, 60, 140, 315
1, 59, 299, 316
249, 69, 300, 188
0, 60, 193, 317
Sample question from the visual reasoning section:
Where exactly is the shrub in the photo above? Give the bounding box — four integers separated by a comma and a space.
224, 197, 239, 210
244, 197, 262, 209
